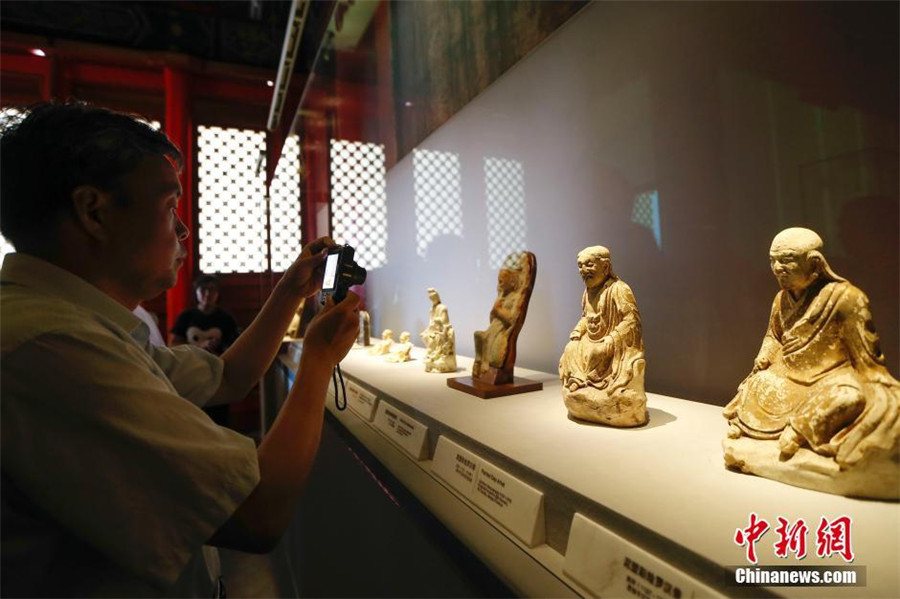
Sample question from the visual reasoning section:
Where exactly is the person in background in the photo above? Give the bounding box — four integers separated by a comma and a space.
170, 274, 238, 355
170, 274, 240, 425
1, 101, 360, 597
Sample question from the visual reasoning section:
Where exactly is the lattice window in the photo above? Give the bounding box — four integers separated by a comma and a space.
631, 189, 662, 249
1, 107, 25, 259
412, 149, 462, 258
330, 139, 388, 269
1, 105, 24, 127
270, 135, 303, 271
485, 157, 527, 268
197, 126, 267, 273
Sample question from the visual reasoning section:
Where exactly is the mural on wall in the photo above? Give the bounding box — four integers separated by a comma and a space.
390, 0, 587, 160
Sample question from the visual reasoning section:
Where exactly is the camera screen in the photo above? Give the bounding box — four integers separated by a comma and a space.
322, 252, 339, 291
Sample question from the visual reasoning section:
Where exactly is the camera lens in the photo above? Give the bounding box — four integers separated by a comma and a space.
348, 264, 367, 286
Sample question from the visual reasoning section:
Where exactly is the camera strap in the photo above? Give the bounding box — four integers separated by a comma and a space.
332, 363, 348, 411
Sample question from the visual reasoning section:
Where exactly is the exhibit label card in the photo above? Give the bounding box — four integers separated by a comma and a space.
372, 401, 429, 460
346, 380, 378, 421
470, 461, 545, 548
431, 436, 480, 496
563, 513, 724, 599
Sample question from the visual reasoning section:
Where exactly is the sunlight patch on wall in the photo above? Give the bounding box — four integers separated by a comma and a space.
631, 189, 662, 249
484, 157, 527, 268
413, 149, 463, 259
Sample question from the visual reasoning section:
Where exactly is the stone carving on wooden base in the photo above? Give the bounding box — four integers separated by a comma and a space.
385, 331, 413, 363
285, 299, 306, 339
368, 329, 393, 356
723, 227, 900, 500
473, 252, 537, 384
421, 288, 457, 373
559, 246, 648, 427
448, 251, 542, 398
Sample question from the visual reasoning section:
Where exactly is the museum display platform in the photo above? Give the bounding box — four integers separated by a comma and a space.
269, 342, 899, 599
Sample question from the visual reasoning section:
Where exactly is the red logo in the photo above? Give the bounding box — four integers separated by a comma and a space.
815, 516, 854, 563
734, 512, 770, 564
734, 514, 854, 563
773, 517, 809, 559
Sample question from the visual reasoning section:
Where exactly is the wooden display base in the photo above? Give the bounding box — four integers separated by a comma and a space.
447, 376, 543, 399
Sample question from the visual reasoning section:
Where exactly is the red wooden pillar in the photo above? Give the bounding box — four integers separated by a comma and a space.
164, 66, 194, 332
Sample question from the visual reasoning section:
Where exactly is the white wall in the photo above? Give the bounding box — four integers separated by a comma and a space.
360, 1, 899, 403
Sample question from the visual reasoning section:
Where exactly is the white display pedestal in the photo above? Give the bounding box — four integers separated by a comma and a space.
315, 345, 899, 599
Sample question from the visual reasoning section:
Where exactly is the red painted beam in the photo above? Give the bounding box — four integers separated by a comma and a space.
194, 77, 271, 104
0, 52, 51, 77
0, 52, 52, 101
164, 66, 195, 333
66, 62, 163, 91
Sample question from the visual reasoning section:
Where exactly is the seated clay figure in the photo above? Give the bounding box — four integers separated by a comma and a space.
723, 227, 900, 499
472, 252, 536, 385
385, 331, 413, 363
421, 288, 457, 373
285, 305, 302, 339
559, 246, 647, 426
368, 329, 393, 356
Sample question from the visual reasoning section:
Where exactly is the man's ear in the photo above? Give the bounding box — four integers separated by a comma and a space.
70, 185, 113, 242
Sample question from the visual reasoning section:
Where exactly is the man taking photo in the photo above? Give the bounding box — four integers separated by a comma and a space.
0, 102, 360, 597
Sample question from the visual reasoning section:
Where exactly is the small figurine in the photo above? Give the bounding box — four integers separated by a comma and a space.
559, 246, 647, 426
358, 310, 371, 346
285, 300, 305, 339
471, 251, 537, 385
385, 331, 413, 363
421, 288, 457, 373
723, 227, 900, 499
368, 329, 393, 356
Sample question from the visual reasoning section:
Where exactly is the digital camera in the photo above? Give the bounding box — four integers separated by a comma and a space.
321, 245, 367, 303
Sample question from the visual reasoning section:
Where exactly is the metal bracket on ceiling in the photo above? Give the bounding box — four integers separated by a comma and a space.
267, 0, 310, 132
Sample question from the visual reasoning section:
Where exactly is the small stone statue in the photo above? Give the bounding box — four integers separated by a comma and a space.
385, 331, 413, 363
368, 329, 393, 356
472, 251, 537, 385
421, 288, 457, 373
559, 246, 647, 426
358, 310, 371, 346
723, 227, 900, 499
285, 299, 305, 339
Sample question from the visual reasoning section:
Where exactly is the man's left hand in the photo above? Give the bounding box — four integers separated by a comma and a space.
283, 237, 337, 299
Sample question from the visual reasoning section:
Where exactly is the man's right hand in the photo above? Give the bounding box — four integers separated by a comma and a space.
282, 236, 338, 300
303, 291, 360, 368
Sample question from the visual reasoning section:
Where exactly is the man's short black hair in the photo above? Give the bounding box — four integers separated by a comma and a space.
193, 274, 221, 292
0, 101, 182, 250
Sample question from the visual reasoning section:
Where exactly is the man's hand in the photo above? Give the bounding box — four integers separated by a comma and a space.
303, 291, 361, 368
283, 237, 338, 299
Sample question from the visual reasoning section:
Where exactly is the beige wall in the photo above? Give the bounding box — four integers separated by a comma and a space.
363, 1, 899, 404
